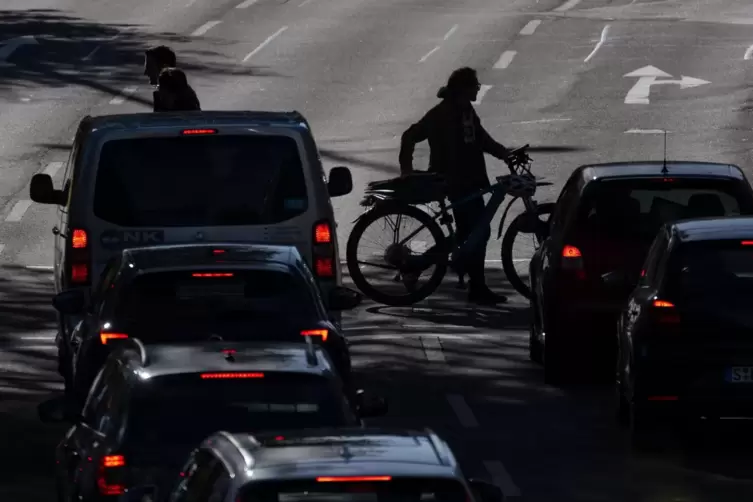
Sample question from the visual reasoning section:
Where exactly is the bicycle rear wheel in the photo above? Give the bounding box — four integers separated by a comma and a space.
501, 202, 555, 299
346, 203, 448, 306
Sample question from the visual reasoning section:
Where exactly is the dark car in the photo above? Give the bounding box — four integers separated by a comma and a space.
52, 243, 361, 405
161, 428, 502, 502
616, 216, 753, 444
38, 338, 387, 502
529, 162, 753, 384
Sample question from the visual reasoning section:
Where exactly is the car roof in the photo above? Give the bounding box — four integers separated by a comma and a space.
120, 243, 301, 271
208, 428, 461, 483
82, 111, 310, 132
117, 340, 332, 380
577, 161, 745, 182
673, 216, 753, 242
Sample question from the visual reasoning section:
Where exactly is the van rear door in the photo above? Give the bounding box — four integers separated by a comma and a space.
85, 129, 317, 279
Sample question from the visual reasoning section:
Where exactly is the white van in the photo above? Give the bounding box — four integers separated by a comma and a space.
30, 111, 353, 334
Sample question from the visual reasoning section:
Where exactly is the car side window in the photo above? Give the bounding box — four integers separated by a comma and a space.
91, 259, 119, 311
170, 449, 221, 502
640, 228, 670, 286
81, 359, 118, 424
549, 177, 580, 237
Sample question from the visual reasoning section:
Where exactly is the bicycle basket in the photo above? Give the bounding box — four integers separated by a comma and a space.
364, 173, 447, 205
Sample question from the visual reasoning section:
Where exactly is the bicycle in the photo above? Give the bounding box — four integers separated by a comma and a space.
346, 144, 555, 307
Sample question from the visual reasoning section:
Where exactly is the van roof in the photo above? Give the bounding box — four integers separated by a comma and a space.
82, 111, 310, 132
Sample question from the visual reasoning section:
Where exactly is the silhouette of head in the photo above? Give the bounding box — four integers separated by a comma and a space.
437, 67, 481, 104
144, 45, 177, 86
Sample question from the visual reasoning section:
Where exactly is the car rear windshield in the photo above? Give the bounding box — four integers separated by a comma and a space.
573, 178, 750, 241
666, 240, 753, 297
128, 374, 353, 445
93, 135, 308, 227
115, 269, 318, 336
238, 477, 469, 502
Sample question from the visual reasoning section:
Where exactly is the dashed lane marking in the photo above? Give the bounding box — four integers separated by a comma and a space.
109, 87, 137, 105
472, 85, 492, 105
421, 336, 446, 362
236, 0, 259, 7
493, 51, 516, 69
447, 394, 479, 428
519, 20, 541, 35
484, 460, 522, 498
553, 0, 581, 12
42, 161, 64, 177
243, 26, 288, 62
419, 46, 441, 63
191, 20, 222, 37
5, 200, 32, 222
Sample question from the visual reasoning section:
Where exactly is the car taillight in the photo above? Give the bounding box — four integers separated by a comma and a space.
301, 329, 329, 342
200, 372, 265, 379
97, 454, 126, 496
651, 299, 680, 324
191, 272, 234, 278
181, 128, 217, 135
317, 476, 392, 482
69, 228, 91, 286
100, 332, 128, 345
561, 244, 585, 279
313, 220, 335, 279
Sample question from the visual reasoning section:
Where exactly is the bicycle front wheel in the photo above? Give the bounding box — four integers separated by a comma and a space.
501, 202, 555, 299
346, 203, 448, 307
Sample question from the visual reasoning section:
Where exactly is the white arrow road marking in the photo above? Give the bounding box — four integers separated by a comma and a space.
624, 65, 710, 104
0, 36, 38, 67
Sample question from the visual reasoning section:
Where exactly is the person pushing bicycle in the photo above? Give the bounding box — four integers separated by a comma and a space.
399, 67, 510, 305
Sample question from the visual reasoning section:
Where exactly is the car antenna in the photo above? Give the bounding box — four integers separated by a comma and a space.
661, 129, 669, 176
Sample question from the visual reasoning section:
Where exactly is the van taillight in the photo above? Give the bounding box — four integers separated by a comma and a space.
69, 228, 91, 286
100, 332, 128, 345
301, 329, 329, 342
313, 220, 335, 279
97, 454, 126, 496
561, 245, 585, 279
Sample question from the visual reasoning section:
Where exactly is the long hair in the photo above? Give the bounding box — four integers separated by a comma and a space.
437, 67, 478, 99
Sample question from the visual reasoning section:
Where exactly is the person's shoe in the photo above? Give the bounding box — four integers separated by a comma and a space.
467, 286, 508, 305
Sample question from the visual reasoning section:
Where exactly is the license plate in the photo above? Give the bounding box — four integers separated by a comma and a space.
727, 367, 753, 383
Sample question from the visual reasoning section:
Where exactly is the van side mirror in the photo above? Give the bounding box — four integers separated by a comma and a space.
328, 286, 362, 310
328, 166, 353, 197
30, 174, 66, 205
52, 290, 87, 315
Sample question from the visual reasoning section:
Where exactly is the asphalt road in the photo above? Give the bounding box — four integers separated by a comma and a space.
2, 0, 753, 500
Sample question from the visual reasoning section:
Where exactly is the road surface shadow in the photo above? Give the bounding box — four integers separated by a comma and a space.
0, 9, 281, 100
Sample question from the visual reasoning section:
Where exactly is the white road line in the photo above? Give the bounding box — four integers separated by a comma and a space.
191, 20, 222, 37
553, 0, 582, 12
483, 460, 522, 498
584, 24, 609, 63
25, 265, 54, 270
443, 24, 458, 40
421, 336, 446, 362
625, 128, 666, 134
513, 117, 572, 124
5, 200, 32, 222
472, 84, 492, 105
109, 86, 137, 105
19, 335, 55, 341
519, 20, 541, 35
447, 394, 479, 428
0, 244, 5, 255
419, 46, 441, 63
42, 161, 64, 177
299, 0, 315, 5
20, 345, 56, 352
236, 0, 258, 7
493, 50, 516, 69
745, 45, 753, 60
81, 45, 101, 61
243, 26, 288, 62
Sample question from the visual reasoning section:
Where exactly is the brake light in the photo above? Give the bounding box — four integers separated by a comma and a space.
313, 220, 336, 279
213, 249, 226, 255
742, 241, 753, 246
71, 229, 88, 249
191, 272, 234, 278
301, 329, 329, 342
651, 299, 679, 324
97, 454, 126, 496
317, 476, 392, 483
652, 300, 674, 308
200, 372, 264, 379
647, 395, 678, 401
181, 128, 217, 135
100, 332, 128, 344
561, 244, 585, 279
69, 228, 91, 286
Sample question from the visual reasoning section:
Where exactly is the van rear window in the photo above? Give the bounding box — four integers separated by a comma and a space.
93, 135, 308, 227
574, 178, 749, 240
